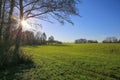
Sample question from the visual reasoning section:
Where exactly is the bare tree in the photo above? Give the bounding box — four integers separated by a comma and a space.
0, 0, 6, 40
13, 0, 80, 53
14, 0, 24, 54
0, 0, 2, 23
21, 31, 35, 45
41, 32, 47, 44
2, 0, 15, 53
0, 0, 3, 40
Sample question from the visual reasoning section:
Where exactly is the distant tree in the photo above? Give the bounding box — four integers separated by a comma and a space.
112, 37, 118, 43
102, 37, 118, 43
88, 40, 98, 43
48, 36, 54, 42
94, 40, 98, 43
102, 40, 108, 43
75, 38, 87, 43
54, 40, 62, 44
41, 32, 47, 44
34, 32, 47, 45
75, 39, 79, 43
21, 31, 48, 45
21, 31, 34, 45
118, 39, 120, 43
34, 31, 41, 45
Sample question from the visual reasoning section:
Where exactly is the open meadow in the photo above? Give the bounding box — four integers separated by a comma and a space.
0, 43, 120, 80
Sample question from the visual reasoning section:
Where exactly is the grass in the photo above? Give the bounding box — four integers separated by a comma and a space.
0, 43, 120, 80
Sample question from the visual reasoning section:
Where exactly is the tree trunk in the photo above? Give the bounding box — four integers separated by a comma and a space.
0, 0, 6, 40
0, 0, 2, 40
14, 0, 23, 55
3, 0, 15, 53
5, 0, 15, 41
0, 0, 2, 22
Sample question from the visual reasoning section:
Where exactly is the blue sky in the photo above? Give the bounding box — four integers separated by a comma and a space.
39, 0, 120, 42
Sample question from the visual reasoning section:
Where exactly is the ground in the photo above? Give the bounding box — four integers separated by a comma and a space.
0, 43, 120, 80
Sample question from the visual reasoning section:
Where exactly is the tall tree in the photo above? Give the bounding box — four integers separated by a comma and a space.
0, 0, 6, 40
13, 0, 80, 54
4, 0, 15, 45
0, 0, 2, 22
0, 0, 3, 40
14, 0, 24, 54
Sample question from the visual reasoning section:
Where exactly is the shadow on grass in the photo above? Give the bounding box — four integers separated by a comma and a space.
0, 62, 35, 80
0, 47, 35, 80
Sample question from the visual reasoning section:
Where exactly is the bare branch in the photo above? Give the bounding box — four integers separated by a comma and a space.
25, 10, 50, 19
32, 16, 53, 23
14, 1, 20, 9
24, 2, 36, 18
23, 0, 39, 8
23, 7, 43, 14
51, 12, 73, 25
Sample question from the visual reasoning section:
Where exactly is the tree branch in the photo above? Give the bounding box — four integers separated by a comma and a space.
23, 7, 43, 14
23, 0, 39, 8
24, 2, 36, 18
25, 10, 50, 19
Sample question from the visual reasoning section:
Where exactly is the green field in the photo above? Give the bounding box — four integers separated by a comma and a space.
0, 43, 120, 80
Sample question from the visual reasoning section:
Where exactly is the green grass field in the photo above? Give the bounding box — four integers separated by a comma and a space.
0, 43, 120, 80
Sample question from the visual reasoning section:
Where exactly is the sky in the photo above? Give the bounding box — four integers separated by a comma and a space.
37, 0, 120, 42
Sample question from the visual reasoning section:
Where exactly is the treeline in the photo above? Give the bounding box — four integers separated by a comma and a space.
102, 37, 120, 43
21, 31, 47, 45
75, 37, 120, 44
75, 38, 98, 43
20, 31, 62, 45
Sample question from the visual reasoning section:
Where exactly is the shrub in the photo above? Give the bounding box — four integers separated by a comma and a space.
0, 46, 33, 68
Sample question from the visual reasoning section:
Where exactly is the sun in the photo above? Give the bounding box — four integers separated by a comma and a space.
21, 19, 36, 32
21, 20, 31, 31
21, 20, 27, 26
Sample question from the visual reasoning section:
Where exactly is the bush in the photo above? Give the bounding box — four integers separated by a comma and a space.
0, 46, 33, 68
